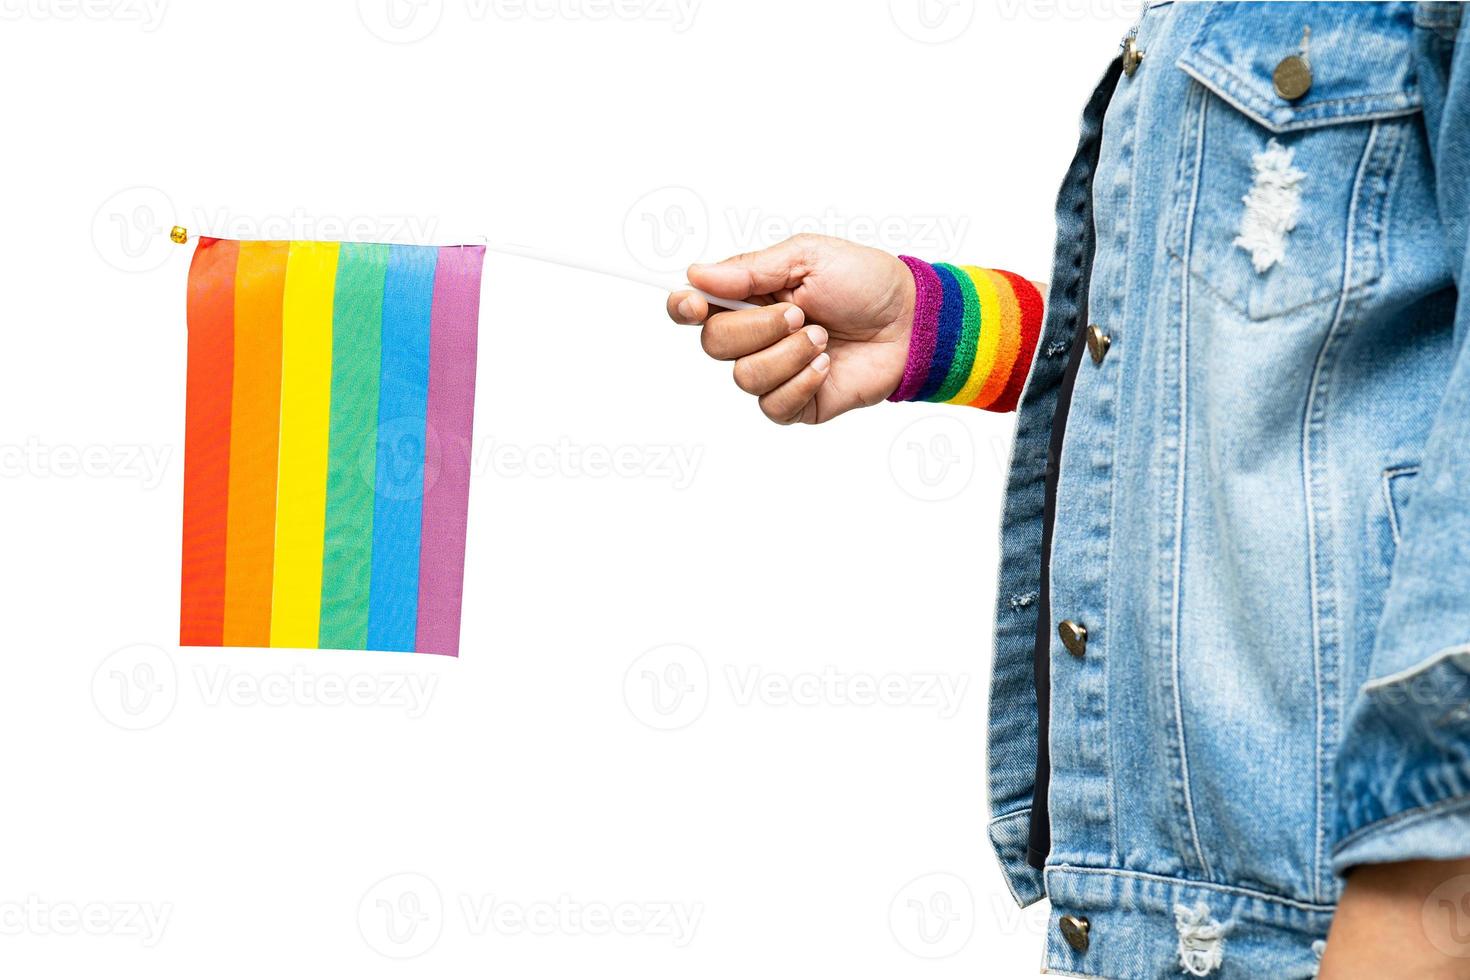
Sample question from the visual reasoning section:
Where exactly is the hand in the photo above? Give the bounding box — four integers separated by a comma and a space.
666, 234, 914, 425
1318, 858, 1470, 979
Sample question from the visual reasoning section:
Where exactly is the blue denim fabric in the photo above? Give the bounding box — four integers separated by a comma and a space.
989, 3, 1470, 976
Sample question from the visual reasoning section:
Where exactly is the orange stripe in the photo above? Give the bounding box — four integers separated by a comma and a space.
968, 270, 1021, 409
180, 238, 238, 646
221, 241, 289, 646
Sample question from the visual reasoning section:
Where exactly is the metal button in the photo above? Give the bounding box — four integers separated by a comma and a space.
1058, 620, 1088, 659
1060, 914, 1091, 953
1086, 324, 1111, 365
1122, 35, 1144, 76
1273, 54, 1312, 100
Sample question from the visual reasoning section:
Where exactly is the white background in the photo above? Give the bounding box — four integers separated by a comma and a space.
2, 0, 1138, 975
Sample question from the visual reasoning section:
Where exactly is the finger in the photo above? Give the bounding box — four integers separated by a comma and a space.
700, 302, 805, 360
688, 236, 815, 302
759, 352, 831, 424
733, 326, 828, 395
666, 290, 709, 325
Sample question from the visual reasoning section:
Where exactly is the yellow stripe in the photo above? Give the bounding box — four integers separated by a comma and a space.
946, 265, 1002, 405
269, 241, 340, 648
970, 270, 1022, 408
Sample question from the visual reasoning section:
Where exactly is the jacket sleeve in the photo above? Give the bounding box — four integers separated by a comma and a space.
1332, 4, 1470, 873
885, 257, 1045, 413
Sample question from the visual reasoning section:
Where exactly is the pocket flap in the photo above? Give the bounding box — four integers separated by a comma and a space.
1176, 2, 1422, 133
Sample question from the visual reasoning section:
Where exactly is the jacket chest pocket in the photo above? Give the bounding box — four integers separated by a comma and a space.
1167, 2, 1422, 323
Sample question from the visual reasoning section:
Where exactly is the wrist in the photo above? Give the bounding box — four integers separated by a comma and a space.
885, 256, 1044, 413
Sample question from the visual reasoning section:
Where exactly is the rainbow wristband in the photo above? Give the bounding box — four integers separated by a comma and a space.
886, 256, 1044, 413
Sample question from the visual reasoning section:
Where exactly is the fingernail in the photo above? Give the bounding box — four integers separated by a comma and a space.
677, 298, 695, 320
812, 352, 831, 373
805, 325, 828, 348
784, 306, 804, 331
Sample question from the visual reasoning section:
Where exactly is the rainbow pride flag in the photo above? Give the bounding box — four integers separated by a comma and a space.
180, 238, 485, 656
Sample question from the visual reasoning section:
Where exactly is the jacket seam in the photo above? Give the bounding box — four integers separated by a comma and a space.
1362, 642, 1470, 693
989, 807, 1032, 828
1171, 79, 1211, 882
1381, 464, 1420, 546
1178, 50, 1422, 128
1334, 790, 1470, 856
1045, 865, 1339, 915
1301, 120, 1387, 905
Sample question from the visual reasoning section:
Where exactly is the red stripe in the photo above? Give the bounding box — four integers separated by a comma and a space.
179, 238, 238, 646
987, 271, 1044, 414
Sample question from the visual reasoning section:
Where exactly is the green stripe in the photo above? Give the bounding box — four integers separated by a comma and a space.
932, 263, 980, 403
318, 243, 389, 649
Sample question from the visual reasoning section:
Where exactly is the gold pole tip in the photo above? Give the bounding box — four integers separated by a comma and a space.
169, 226, 188, 244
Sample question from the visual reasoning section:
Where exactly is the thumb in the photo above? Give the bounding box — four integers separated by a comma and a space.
687, 236, 815, 301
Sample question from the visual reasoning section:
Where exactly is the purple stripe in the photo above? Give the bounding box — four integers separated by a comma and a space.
888, 256, 941, 402
414, 245, 485, 656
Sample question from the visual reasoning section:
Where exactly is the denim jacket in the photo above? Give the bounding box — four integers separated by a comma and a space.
988, 4, 1470, 976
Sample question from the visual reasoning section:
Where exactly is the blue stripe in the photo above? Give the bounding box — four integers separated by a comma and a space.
915, 263, 963, 402
367, 245, 438, 651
